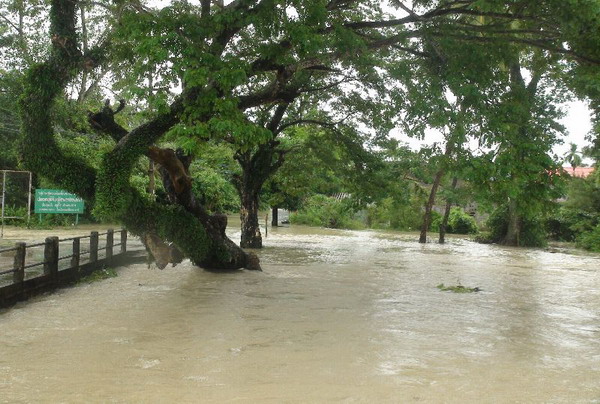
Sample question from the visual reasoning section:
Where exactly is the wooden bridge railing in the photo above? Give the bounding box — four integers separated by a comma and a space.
0, 229, 131, 308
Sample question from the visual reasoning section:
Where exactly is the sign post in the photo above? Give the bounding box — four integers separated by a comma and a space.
0, 170, 33, 238
34, 189, 85, 224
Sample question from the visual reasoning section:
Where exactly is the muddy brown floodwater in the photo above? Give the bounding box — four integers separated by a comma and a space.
1, 224, 600, 403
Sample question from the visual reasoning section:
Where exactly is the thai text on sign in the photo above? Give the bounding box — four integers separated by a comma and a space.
34, 189, 85, 214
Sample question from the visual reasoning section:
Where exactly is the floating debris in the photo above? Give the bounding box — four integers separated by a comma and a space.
437, 283, 481, 293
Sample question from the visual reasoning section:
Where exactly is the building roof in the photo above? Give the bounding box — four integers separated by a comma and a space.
562, 166, 595, 178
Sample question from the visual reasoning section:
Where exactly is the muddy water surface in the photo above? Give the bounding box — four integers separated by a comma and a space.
1, 225, 599, 403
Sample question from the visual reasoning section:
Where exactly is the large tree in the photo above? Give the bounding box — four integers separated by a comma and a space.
16, 0, 600, 269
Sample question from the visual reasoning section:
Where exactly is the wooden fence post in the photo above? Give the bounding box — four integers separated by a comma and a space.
121, 229, 127, 253
90, 231, 99, 263
43, 237, 59, 279
71, 238, 80, 270
13, 242, 25, 284
106, 229, 114, 260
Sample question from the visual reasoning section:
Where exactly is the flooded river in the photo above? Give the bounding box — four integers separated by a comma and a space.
1, 225, 600, 403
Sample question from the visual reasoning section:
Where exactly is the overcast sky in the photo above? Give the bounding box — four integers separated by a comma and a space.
558, 100, 593, 157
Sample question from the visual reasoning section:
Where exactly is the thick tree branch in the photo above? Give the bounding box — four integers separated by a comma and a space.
88, 99, 128, 141
266, 103, 290, 133
0, 12, 20, 32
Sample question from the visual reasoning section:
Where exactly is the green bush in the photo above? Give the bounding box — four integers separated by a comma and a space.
431, 207, 478, 234
449, 207, 478, 234
576, 225, 600, 252
32, 213, 81, 228
484, 204, 547, 247
366, 196, 425, 231
429, 212, 442, 232
1, 205, 29, 225
428, 210, 442, 231
290, 194, 364, 229
544, 207, 593, 242
1, 204, 84, 228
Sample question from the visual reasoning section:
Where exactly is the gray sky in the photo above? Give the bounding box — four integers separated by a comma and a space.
558, 100, 593, 159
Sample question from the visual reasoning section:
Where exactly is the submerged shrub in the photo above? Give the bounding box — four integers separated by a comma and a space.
577, 224, 600, 252
484, 204, 547, 247
432, 207, 478, 234
290, 194, 364, 229
366, 196, 425, 231
437, 283, 481, 293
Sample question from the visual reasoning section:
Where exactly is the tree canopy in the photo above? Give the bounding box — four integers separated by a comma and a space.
4, 0, 600, 268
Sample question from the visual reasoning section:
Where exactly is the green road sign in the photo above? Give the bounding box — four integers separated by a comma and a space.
34, 189, 84, 214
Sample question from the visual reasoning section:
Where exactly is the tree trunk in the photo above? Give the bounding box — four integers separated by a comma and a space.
419, 169, 444, 243
419, 139, 456, 243
77, 3, 88, 103
24, 0, 274, 273
502, 198, 521, 246
240, 187, 262, 248
148, 159, 155, 196
235, 140, 286, 249
271, 206, 278, 227
439, 176, 458, 244
145, 149, 261, 270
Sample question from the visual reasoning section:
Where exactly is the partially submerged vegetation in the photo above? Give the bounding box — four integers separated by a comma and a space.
1, 0, 599, 266
437, 283, 481, 294
78, 268, 118, 284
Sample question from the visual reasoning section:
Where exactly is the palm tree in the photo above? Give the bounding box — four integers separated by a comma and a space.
564, 143, 583, 169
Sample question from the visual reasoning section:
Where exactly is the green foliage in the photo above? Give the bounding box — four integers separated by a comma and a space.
563, 143, 583, 168
366, 196, 425, 231
428, 210, 442, 232
547, 175, 600, 250
10, 0, 600, 266
563, 176, 600, 217
263, 129, 343, 210
432, 207, 479, 235
0, 0, 49, 71
362, 142, 434, 231
263, 126, 387, 216
290, 194, 364, 230
20, 61, 97, 202
129, 160, 154, 197
545, 207, 582, 242
464, 49, 568, 247
78, 267, 118, 284
484, 204, 548, 247
0, 70, 22, 169
124, 193, 217, 265
577, 224, 600, 252
6, 212, 82, 228
0, 205, 28, 225
437, 283, 481, 293
55, 129, 115, 170
175, 141, 241, 213
191, 168, 240, 213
